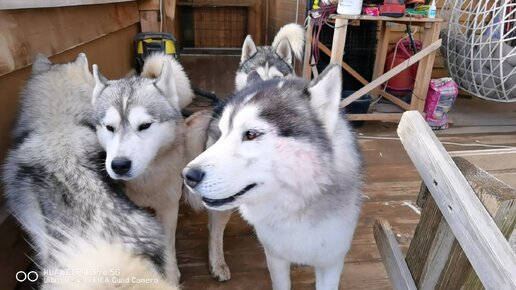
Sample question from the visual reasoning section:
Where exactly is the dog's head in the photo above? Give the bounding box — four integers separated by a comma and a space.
91, 61, 182, 180
234, 35, 295, 91
183, 65, 343, 211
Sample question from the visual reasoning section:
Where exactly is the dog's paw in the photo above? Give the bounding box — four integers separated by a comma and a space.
210, 263, 231, 282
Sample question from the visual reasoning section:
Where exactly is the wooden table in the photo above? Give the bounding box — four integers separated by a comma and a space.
302, 14, 443, 122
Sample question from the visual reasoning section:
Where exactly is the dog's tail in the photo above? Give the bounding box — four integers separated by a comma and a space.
41, 235, 179, 290
141, 53, 194, 110
272, 23, 305, 61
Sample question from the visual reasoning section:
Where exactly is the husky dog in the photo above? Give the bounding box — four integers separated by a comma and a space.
2, 54, 177, 290
182, 22, 307, 282
183, 64, 363, 290
235, 23, 305, 91
91, 53, 191, 284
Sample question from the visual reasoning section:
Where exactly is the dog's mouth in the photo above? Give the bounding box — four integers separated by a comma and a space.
202, 183, 257, 207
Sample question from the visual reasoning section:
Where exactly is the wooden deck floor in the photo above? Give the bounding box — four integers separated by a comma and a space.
176, 55, 516, 289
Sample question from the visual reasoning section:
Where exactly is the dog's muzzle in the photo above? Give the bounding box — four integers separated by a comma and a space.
202, 183, 257, 208
182, 167, 205, 188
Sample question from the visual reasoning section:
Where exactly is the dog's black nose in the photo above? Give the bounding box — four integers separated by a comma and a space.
183, 167, 205, 188
111, 157, 132, 175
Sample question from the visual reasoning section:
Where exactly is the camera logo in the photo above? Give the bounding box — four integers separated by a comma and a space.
16, 271, 39, 282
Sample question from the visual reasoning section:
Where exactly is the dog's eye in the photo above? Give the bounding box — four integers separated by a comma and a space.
243, 130, 261, 141
106, 125, 114, 132
138, 123, 152, 131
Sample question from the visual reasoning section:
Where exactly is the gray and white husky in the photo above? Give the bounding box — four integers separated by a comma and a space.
183, 64, 363, 290
2, 53, 178, 290
91, 53, 193, 284
235, 23, 305, 91
183, 22, 307, 281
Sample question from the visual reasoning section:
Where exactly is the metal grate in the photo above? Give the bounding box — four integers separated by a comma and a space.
193, 6, 248, 48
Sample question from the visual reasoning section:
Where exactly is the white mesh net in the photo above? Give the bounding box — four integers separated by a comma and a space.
440, 0, 516, 101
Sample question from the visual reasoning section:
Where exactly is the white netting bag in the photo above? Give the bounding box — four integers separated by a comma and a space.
440, 0, 516, 101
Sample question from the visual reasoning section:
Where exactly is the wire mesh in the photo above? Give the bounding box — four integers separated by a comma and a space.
440, 0, 516, 101
193, 6, 248, 48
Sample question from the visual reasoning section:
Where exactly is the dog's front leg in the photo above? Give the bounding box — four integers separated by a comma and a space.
315, 261, 344, 290
265, 251, 291, 290
208, 209, 232, 281
158, 203, 181, 284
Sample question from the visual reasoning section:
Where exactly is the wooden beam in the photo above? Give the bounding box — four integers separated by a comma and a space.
302, 17, 313, 80
411, 22, 442, 111
397, 111, 516, 290
374, 219, 417, 290
340, 39, 442, 108
0, 0, 134, 10
408, 157, 516, 290
439, 157, 516, 290
319, 42, 410, 111
450, 148, 516, 157
330, 18, 348, 64
347, 113, 402, 122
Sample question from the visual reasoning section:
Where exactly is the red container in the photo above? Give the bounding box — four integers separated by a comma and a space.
384, 39, 422, 92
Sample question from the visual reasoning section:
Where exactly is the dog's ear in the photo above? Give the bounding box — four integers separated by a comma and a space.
92, 64, 107, 105
241, 35, 257, 63
32, 53, 52, 74
275, 38, 293, 65
74, 53, 89, 73
309, 64, 342, 136
154, 60, 180, 110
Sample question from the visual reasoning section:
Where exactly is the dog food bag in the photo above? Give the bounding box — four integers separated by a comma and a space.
423, 78, 459, 130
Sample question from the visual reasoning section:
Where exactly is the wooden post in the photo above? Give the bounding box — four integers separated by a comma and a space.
398, 111, 516, 290
374, 219, 418, 290
302, 18, 313, 80
330, 18, 348, 64
371, 21, 391, 98
410, 22, 441, 111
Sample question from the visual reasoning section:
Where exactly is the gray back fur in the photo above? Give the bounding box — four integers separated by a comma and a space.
2, 55, 167, 272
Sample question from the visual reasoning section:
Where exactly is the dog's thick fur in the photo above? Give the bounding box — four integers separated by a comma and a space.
235, 23, 305, 91
2, 54, 177, 290
184, 64, 363, 290
91, 53, 191, 284
183, 23, 308, 282
140, 53, 194, 110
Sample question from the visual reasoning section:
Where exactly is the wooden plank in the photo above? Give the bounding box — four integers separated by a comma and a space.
302, 18, 313, 79
0, 0, 134, 9
330, 18, 348, 64
397, 111, 516, 290
437, 157, 516, 290
450, 148, 516, 158
340, 39, 442, 108
373, 219, 417, 290
409, 156, 516, 290
348, 113, 402, 122
331, 14, 443, 23
140, 10, 161, 32
411, 22, 442, 111
406, 186, 446, 285
0, 2, 139, 76
419, 217, 455, 290
372, 22, 390, 98
138, 0, 160, 10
